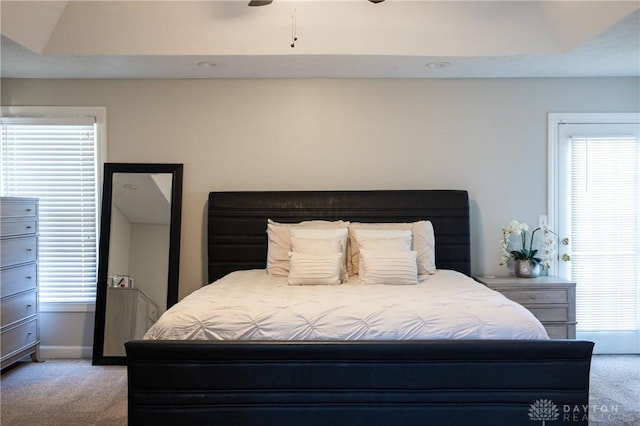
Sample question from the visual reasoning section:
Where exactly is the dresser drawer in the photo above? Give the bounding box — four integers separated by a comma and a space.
1, 319, 38, 359
0, 236, 37, 268
1, 218, 37, 237
1, 290, 37, 328
500, 289, 569, 304
0, 200, 37, 219
528, 306, 570, 322
0, 263, 37, 298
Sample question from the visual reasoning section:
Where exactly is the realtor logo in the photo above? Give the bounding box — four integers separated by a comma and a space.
529, 399, 560, 425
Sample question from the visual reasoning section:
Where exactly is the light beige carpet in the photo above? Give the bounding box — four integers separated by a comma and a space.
1, 359, 126, 426
1, 355, 638, 425
588, 355, 640, 426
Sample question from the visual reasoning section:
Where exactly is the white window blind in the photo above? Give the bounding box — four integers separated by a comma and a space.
570, 136, 638, 331
1, 117, 98, 303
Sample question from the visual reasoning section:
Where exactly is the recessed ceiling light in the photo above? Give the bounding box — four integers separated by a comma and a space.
197, 61, 220, 68
425, 61, 452, 69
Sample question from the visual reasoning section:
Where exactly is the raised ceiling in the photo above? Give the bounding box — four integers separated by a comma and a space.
1, 1, 639, 79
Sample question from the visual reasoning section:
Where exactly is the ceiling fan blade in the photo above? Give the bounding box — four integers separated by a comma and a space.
369, 0, 386, 3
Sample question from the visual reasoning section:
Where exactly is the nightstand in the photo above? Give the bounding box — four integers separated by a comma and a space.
475, 276, 576, 339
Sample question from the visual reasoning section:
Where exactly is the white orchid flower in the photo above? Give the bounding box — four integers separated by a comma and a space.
499, 219, 568, 271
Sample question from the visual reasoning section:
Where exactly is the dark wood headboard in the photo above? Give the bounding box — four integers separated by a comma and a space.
207, 190, 470, 283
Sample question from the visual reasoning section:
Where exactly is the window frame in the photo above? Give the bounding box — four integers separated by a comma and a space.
547, 112, 640, 274
548, 112, 640, 354
1, 106, 107, 313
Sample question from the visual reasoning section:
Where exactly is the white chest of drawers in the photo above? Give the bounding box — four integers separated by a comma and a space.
1, 197, 41, 368
475, 275, 577, 339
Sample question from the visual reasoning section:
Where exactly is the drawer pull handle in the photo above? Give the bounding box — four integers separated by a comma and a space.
27, 304, 33, 307
26, 226, 32, 229
26, 248, 33, 252
26, 276, 32, 280
26, 208, 32, 212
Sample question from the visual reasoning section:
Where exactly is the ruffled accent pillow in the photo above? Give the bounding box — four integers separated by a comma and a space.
290, 228, 348, 282
287, 252, 342, 286
353, 229, 412, 277
359, 249, 419, 285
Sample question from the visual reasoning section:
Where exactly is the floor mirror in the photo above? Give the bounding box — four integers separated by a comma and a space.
92, 163, 183, 365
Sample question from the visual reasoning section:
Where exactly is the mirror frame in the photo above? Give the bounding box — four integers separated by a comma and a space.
92, 163, 183, 365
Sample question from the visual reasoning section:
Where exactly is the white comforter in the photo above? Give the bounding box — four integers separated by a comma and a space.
145, 269, 548, 341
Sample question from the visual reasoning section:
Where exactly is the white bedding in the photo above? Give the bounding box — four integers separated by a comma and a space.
144, 269, 548, 341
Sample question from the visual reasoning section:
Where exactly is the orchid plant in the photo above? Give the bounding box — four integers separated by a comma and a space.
499, 220, 568, 270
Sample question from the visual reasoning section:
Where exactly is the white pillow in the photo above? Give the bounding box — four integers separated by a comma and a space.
354, 229, 412, 276
266, 219, 349, 277
354, 229, 412, 249
350, 227, 412, 275
359, 249, 419, 285
348, 221, 435, 276
290, 236, 343, 255
287, 252, 342, 286
291, 227, 348, 241
291, 228, 349, 282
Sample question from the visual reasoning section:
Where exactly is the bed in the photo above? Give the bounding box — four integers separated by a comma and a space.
126, 190, 594, 426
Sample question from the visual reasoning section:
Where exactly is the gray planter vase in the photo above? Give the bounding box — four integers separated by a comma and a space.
514, 260, 541, 278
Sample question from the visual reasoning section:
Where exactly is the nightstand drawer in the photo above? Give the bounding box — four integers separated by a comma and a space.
545, 324, 576, 340
1, 290, 37, 328
0, 236, 37, 268
500, 289, 569, 304
528, 306, 570, 322
0, 319, 38, 359
475, 276, 576, 339
0, 263, 37, 298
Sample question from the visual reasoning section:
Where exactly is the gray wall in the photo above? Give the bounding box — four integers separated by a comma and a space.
2, 77, 638, 356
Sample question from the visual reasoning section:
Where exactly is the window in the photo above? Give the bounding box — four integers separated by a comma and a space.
570, 136, 637, 332
549, 113, 640, 354
1, 107, 106, 310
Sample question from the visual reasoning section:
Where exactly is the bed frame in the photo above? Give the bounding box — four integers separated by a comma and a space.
126, 190, 593, 426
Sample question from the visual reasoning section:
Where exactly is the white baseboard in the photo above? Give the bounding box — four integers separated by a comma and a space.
40, 345, 93, 359
578, 331, 640, 354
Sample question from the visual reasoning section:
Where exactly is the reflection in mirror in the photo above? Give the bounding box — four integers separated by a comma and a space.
104, 172, 171, 356
93, 163, 182, 365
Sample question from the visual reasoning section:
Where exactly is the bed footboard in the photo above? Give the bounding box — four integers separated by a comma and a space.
126, 340, 594, 426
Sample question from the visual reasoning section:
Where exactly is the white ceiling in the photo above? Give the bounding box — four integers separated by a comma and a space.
112, 173, 171, 225
1, 1, 639, 79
